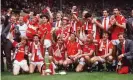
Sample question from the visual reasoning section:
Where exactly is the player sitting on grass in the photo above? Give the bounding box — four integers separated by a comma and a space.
51, 36, 67, 74
29, 34, 46, 74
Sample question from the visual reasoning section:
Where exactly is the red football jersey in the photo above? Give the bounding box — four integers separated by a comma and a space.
13, 41, 25, 62
52, 43, 66, 61
83, 20, 100, 40
70, 20, 82, 32
66, 41, 81, 56
26, 23, 39, 40
56, 25, 71, 39
97, 40, 113, 56
30, 42, 44, 62
83, 43, 95, 56
111, 15, 126, 40
38, 22, 52, 40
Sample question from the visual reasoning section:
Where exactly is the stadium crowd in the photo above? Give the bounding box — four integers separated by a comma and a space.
1, 0, 133, 76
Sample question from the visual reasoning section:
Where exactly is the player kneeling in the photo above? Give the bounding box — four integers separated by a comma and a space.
29, 35, 45, 75
76, 34, 95, 72
8, 35, 29, 75
63, 33, 82, 71
52, 36, 67, 74
91, 32, 113, 71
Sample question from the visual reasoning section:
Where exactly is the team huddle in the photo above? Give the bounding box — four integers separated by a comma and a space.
1, 6, 133, 76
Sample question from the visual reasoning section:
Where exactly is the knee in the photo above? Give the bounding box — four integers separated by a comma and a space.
29, 69, 34, 73
54, 60, 58, 65
107, 56, 113, 62
63, 61, 67, 66
48, 56, 53, 62
13, 72, 19, 76
59, 61, 63, 65
13, 70, 19, 75
90, 57, 96, 63
76, 68, 81, 72
25, 67, 29, 72
84, 56, 89, 59
84, 56, 90, 61
75, 65, 83, 72
29, 67, 34, 73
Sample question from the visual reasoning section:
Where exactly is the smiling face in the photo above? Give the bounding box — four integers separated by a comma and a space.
62, 17, 68, 25
57, 37, 63, 46
118, 34, 125, 44
20, 37, 27, 46
42, 16, 48, 23
103, 10, 109, 17
10, 16, 16, 23
86, 34, 93, 43
19, 16, 24, 24
102, 33, 109, 41
70, 34, 76, 42
56, 13, 62, 21
33, 35, 39, 43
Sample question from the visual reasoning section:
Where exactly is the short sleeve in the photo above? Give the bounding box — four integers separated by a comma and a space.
13, 41, 18, 47
108, 42, 113, 49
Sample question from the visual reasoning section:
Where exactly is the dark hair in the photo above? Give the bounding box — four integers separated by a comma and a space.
113, 7, 121, 11
40, 14, 49, 22
103, 31, 109, 35
84, 13, 92, 19
103, 9, 109, 13
117, 32, 125, 38
33, 35, 40, 39
70, 33, 77, 41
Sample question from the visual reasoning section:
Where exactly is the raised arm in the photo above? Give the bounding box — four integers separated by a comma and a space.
71, 6, 79, 22
46, 7, 53, 23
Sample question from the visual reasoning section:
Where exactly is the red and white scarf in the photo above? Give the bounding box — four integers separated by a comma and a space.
31, 42, 44, 61
13, 43, 29, 59
99, 39, 109, 55
55, 20, 61, 28
85, 19, 97, 39
71, 20, 77, 32
54, 44, 64, 57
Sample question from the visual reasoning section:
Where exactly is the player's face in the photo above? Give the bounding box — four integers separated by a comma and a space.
118, 35, 124, 43
86, 35, 93, 43
19, 17, 24, 24
57, 38, 63, 45
10, 16, 16, 23
42, 17, 48, 23
113, 8, 119, 15
21, 39, 27, 46
103, 11, 108, 17
62, 19, 67, 25
31, 17, 38, 24
56, 13, 62, 21
70, 34, 76, 41
102, 34, 108, 41
33, 36, 39, 42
